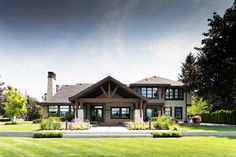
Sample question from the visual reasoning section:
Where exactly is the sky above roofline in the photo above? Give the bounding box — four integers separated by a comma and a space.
0, 0, 234, 100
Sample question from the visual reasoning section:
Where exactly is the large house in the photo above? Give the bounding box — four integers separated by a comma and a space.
40, 72, 192, 125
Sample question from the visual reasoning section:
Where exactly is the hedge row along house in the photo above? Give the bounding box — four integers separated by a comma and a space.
40, 72, 192, 125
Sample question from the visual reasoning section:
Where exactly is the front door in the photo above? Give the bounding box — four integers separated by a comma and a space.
90, 105, 103, 123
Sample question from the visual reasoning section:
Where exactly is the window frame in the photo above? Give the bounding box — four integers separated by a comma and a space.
48, 105, 59, 116
164, 107, 172, 117
165, 88, 184, 100
140, 87, 159, 99
111, 107, 130, 119
174, 107, 183, 119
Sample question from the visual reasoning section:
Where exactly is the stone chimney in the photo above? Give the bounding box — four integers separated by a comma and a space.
47, 71, 56, 101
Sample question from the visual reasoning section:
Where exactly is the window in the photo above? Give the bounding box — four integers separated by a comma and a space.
140, 87, 159, 99
164, 107, 172, 117
60, 106, 69, 116
141, 87, 147, 97
165, 88, 184, 100
48, 105, 58, 116
146, 108, 154, 118
111, 107, 130, 119
153, 88, 159, 98
175, 107, 182, 119
121, 108, 130, 119
111, 108, 120, 119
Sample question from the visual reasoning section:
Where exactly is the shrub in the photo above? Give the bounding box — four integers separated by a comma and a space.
33, 132, 63, 138
32, 119, 42, 124
40, 118, 60, 130
152, 116, 172, 130
152, 131, 182, 138
192, 116, 202, 124
60, 114, 74, 122
70, 122, 92, 130
126, 122, 150, 130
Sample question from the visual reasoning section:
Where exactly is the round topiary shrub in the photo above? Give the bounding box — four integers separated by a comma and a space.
192, 116, 202, 124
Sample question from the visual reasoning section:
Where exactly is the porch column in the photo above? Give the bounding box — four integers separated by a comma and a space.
75, 101, 84, 122
75, 99, 78, 119
134, 101, 143, 122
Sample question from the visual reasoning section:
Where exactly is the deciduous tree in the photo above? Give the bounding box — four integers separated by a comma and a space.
4, 86, 27, 123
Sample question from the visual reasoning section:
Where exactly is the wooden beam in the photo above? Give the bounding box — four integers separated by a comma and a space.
108, 81, 111, 97
78, 98, 140, 103
100, 86, 108, 98
110, 86, 118, 98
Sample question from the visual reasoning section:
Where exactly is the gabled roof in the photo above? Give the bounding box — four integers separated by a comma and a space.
69, 76, 147, 102
130, 75, 183, 87
41, 84, 92, 104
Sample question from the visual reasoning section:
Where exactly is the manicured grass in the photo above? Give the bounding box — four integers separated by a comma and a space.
0, 121, 40, 132
0, 137, 235, 157
178, 125, 236, 132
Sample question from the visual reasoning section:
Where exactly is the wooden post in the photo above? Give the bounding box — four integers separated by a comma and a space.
140, 100, 143, 118
75, 99, 78, 118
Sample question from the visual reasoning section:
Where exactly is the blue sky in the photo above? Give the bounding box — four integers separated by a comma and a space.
0, 0, 234, 100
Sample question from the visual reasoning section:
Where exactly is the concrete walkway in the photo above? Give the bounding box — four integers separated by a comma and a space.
1, 126, 236, 138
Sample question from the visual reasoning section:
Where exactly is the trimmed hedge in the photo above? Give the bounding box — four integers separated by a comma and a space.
152, 131, 182, 138
201, 110, 236, 125
33, 132, 63, 138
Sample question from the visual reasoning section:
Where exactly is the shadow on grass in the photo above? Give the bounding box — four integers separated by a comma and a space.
215, 136, 236, 140
179, 125, 236, 132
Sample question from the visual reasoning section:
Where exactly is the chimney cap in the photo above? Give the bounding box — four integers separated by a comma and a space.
48, 71, 56, 80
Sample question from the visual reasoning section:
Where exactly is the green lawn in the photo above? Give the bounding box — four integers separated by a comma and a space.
0, 137, 235, 157
0, 121, 40, 132
178, 125, 236, 132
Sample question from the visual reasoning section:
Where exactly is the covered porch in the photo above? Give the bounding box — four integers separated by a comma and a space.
69, 76, 147, 125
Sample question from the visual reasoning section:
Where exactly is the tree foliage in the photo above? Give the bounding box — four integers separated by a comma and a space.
180, 2, 236, 110
0, 76, 5, 115
188, 96, 210, 116
178, 52, 198, 91
3, 86, 27, 122
25, 96, 43, 120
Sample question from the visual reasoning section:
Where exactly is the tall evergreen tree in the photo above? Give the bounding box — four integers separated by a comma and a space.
179, 52, 198, 92
181, 2, 236, 111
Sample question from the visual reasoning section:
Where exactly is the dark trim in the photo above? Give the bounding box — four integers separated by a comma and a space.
174, 107, 183, 119
130, 84, 171, 87
164, 88, 184, 100
110, 107, 131, 119
39, 102, 73, 106
140, 87, 159, 99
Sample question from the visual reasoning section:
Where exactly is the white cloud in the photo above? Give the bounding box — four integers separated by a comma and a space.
139, 33, 201, 79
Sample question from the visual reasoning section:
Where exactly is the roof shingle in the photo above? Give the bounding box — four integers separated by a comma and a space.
131, 75, 183, 86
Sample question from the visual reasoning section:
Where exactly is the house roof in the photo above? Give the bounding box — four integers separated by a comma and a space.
41, 83, 92, 104
130, 75, 183, 87
69, 76, 148, 102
